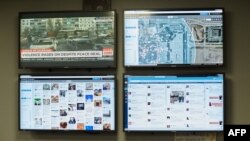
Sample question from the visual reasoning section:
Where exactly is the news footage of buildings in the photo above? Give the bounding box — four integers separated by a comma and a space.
20, 17, 114, 52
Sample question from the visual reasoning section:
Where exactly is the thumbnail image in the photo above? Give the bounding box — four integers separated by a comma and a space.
68, 104, 76, 111
77, 89, 84, 97
86, 83, 93, 90
77, 123, 84, 130
94, 89, 102, 96
77, 103, 85, 110
43, 99, 50, 105
86, 95, 93, 102
170, 91, 185, 104
34, 98, 41, 105
60, 90, 67, 97
51, 95, 59, 103
103, 97, 111, 104
60, 122, 68, 129
68, 117, 76, 124
33, 84, 42, 91
51, 127, 59, 130
85, 126, 93, 130
103, 82, 111, 90
60, 109, 67, 116
68, 83, 76, 90
103, 110, 111, 117
94, 100, 102, 107
43, 84, 50, 90
34, 117, 42, 125
103, 123, 111, 130
51, 83, 59, 90
94, 117, 102, 124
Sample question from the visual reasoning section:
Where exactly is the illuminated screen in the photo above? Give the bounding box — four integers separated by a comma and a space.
124, 9, 223, 67
19, 11, 116, 68
19, 75, 115, 131
124, 74, 224, 131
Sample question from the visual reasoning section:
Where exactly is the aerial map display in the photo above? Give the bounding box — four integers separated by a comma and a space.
124, 9, 223, 66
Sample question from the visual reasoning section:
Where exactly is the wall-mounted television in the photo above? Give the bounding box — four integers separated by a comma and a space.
19, 11, 116, 68
124, 8, 224, 67
19, 74, 116, 131
124, 74, 224, 131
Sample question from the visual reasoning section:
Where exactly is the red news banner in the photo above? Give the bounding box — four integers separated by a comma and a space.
20, 48, 113, 58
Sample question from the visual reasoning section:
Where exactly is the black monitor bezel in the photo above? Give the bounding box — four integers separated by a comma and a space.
18, 73, 117, 132
123, 72, 225, 132
18, 10, 117, 69
123, 8, 224, 68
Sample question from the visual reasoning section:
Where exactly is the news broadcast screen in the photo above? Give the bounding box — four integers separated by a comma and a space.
19, 11, 116, 68
124, 8, 223, 67
124, 74, 224, 131
19, 75, 115, 131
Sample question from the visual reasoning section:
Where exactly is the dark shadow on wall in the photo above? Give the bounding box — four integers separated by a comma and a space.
223, 10, 233, 74
225, 77, 234, 124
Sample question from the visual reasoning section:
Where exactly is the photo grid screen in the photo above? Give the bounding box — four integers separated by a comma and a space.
19, 11, 115, 68
124, 9, 223, 67
124, 74, 224, 131
19, 75, 115, 131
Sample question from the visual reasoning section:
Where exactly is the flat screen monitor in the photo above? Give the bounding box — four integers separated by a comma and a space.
124, 8, 224, 67
19, 11, 116, 68
124, 74, 224, 131
19, 74, 116, 131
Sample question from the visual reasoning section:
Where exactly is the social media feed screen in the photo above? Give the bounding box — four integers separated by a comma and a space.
124, 9, 223, 66
19, 75, 115, 131
19, 12, 115, 68
124, 74, 224, 131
